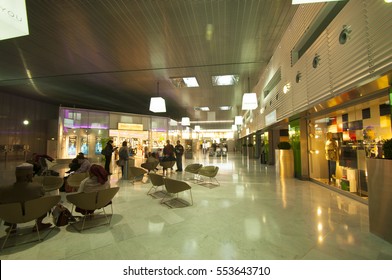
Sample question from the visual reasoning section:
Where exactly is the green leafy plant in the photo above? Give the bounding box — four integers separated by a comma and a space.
382, 138, 392, 159
277, 141, 291, 150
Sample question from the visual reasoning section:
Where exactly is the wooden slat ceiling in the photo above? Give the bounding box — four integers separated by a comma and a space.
0, 0, 298, 130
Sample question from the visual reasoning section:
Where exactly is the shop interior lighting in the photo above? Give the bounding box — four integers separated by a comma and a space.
181, 117, 190, 126
170, 77, 199, 88
149, 82, 166, 113
211, 75, 239, 86
385, 0, 392, 3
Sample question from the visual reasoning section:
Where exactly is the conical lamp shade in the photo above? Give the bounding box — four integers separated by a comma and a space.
181, 117, 190, 126
242, 93, 258, 110
149, 97, 166, 113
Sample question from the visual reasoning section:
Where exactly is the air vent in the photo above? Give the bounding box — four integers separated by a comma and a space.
263, 68, 281, 98
291, 1, 348, 65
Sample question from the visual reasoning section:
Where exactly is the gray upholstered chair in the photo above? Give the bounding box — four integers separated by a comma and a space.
33, 176, 64, 192
0, 195, 61, 250
162, 178, 193, 207
159, 161, 176, 176
66, 172, 89, 192
127, 166, 147, 183
141, 161, 159, 173
147, 173, 166, 197
184, 163, 203, 181
198, 165, 220, 187
66, 187, 119, 232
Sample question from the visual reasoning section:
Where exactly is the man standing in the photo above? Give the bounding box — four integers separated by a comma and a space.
174, 140, 184, 172
102, 139, 117, 175
0, 163, 51, 233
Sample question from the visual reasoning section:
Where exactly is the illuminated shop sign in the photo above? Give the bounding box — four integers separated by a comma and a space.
118, 123, 143, 131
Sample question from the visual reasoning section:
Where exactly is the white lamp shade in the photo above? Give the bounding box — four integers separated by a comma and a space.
235, 116, 243, 125
194, 125, 201, 132
149, 97, 166, 113
231, 124, 237, 131
242, 93, 258, 110
181, 117, 190, 126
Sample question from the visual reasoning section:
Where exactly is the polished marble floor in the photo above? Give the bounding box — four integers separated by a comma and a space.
1, 152, 392, 260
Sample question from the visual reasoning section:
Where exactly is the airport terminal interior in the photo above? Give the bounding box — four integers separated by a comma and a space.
1, 152, 392, 260
1, 0, 392, 260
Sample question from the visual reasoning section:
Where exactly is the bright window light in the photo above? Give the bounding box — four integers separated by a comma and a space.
219, 106, 232, 111
211, 75, 239, 86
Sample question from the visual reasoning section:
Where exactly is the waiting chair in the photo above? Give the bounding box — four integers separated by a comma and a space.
198, 165, 220, 187
141, 161, 159, 173
66, 172, 89, 192
33, 176, 64, 192
159, 161, 176, 176
147, 173, 166, 197
66, 187, 119, 232
127, 166, 147, 184
184, 163, 203, 181
0, 195, 61, 250
162, 178, 193, 208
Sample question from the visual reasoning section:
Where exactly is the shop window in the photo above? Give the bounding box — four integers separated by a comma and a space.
379, 103, 392, 116
362, 108, 371, 119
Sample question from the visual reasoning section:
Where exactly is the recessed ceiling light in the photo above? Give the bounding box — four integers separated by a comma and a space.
219, 106, 232, 111
170, 77, 199, 88
194, 106, 210, 111
211, 75, 239, 86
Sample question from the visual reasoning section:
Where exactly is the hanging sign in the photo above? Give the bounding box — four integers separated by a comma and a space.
0, 0, 29, 40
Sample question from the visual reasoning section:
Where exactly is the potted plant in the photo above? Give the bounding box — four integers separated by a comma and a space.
275, 141, 294, 177
382, 138, 392, 159
366, 138, 392, 244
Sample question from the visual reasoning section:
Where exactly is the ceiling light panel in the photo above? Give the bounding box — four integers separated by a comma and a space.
219, 106, 232, 111
211, 75, 239, 86
170, 77, 199, 88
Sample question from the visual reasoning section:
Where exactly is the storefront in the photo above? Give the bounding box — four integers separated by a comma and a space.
308, 91, 392, 200
57, 107, 171, 160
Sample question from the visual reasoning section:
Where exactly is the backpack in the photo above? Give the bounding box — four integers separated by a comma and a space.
101, 145, 110, 156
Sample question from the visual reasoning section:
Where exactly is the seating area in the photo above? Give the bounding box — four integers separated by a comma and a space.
140, 161, 159, 173
159, 160, 176, 176
184, 163, 203, 181
66, 187, 119, 232
161, 177, 193, 208
127, 166, 147, 184
198, 166, 220, 187
0, 195, 61, 250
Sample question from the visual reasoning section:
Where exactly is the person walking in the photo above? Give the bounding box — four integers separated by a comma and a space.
102, 139, 117, 175
174, 140, 184, 172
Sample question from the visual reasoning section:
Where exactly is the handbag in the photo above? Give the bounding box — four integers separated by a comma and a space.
116, 159, 124, 166
52, 204, 73, 227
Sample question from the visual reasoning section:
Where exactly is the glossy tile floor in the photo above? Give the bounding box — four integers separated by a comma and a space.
1, 152, 392, 260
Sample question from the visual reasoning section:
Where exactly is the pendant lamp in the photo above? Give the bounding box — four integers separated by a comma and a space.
235, 116, 243, 125
181, 117, 190, 126
242, 77, 258, 110
149, 82, 166, 113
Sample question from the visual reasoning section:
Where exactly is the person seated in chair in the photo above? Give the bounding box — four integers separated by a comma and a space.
75, 164, 110, 215
65, 152, 84, 174
141, 152, 159, 172
0, 163, 52, 233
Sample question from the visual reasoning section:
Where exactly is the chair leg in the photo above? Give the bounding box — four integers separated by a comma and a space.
1, 230, 12, 250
